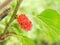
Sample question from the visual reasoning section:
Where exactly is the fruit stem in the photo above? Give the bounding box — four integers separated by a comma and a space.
4, 0, 22, 34
0, 0, 22, 38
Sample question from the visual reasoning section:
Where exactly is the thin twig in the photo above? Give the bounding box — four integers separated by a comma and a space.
0, 31, 16, 42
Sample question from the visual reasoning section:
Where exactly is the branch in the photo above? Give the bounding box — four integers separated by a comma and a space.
4, 0, 22, 34
0, 0, 23, 42
0, 8, 11, 21
0, 0, 13, 10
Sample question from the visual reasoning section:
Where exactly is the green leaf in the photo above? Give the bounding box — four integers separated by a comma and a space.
37, 9, 60, 43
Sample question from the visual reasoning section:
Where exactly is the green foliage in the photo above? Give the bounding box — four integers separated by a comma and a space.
3, 35, 35, 45
37, 9, 60, 44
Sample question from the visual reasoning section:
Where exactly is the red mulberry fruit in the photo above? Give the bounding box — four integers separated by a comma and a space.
17, 14, 32, 32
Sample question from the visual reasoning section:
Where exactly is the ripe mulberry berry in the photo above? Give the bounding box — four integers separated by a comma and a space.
17, 14, 32, 32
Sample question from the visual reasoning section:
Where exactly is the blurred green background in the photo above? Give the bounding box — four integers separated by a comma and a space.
0, 0, 60, 45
